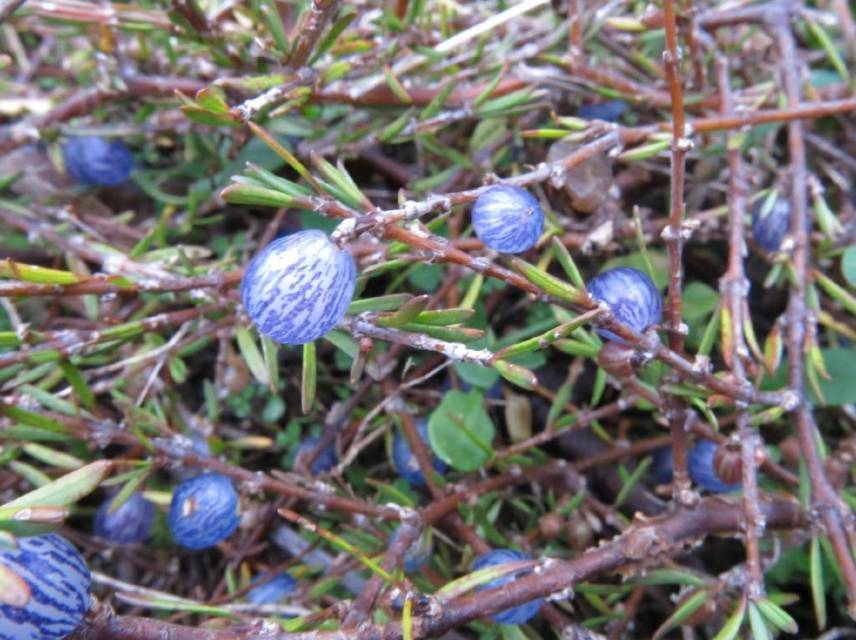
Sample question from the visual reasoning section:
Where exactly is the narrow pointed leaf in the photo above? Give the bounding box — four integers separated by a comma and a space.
302, 342, 317, 415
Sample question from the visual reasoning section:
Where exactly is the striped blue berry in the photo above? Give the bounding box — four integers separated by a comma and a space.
167, 473, 240, 550
751, 196, 791, 253
295, 436, 337, 476
61, 136, 134, 187
688, 440, 740, 493
0, 533, 91, 640
471, 549, 543, 625
472, 185, 544, 253
246, 572, 297, 604
241, 230, 357, 345
392, 419, 446, 486
587, 267, 662, 342
94, 491, 155, 544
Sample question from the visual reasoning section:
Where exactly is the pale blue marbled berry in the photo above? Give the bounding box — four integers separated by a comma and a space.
688, 440, 740, 494
587, 267, 662, 342
246, 572, 297, 604
0, 533, 91, 640
472, 185, 544, 253
94, 491, 155, 544
168, 473, 240, 550
392, 419, 447, 486
389, 527, 433, 573
752, 196, 791, 252
241, 230, 357, 345
62, 136, 134, 187
472, 549, 543, 625
295, 436, 337, 476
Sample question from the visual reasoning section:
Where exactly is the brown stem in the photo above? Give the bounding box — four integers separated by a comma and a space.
717, 56, 765, 600
773, 14, 856, 617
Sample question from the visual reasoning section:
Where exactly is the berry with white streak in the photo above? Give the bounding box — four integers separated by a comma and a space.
392, 419, 447, 486
241, 230, 357, 345
0, 534, 91, 640
471, 185, 544, 253
471, 549, 544, 624
167, 473, 240, 550
389, 527, 434, 573
751, 196, 791, 253
587, 267, 662, 342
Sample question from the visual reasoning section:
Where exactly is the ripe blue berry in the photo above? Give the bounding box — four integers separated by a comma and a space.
389, 527, 433, 573
241, 229, 357, 345
246, 572, 297, 604
392, 419, 447, 486
578, 99, 628, 122
168, 473, 240, 550
295, 436, 338, 475
751, 196, 791, 253
472, 185, 544, 253
61, 136, 134, 187
587, 267, 662, 342
0, 534, 91, 640
649, 447, 674, 485
688, 440, 740, 493
94, 491, 155, 544
471, 549, 544, 625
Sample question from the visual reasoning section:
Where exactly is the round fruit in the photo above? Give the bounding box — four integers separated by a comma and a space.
295, 436, 337, 476
392, 419, 447, 486
471, 185, 544, 253
241, 229, 357, 345
587, 267, 662, 342
649, 447, 674, 485
167, 473, 240, 550
688, 440, 740, 493
389, 527, 433, 573
751, 196, 791, 253
61, 136, 134, 187
578, 99, 628, 122
246, 572, 297, 604
0, 533, 91, 640
471, 549, 544, 625
94, 491, 155, 544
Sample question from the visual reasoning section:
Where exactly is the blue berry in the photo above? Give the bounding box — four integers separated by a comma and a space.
389, 527, 433, 573
392, 419, 447, 486
0, 534, 91, 640
752, 196, 791, 253
472, 185, 544, 253
241, 229, 357, 345
649, 447, 674, 485
587, 267, 662, 342
578, 100, 628, 122
471, 549, 543, 625
94, 491, 155, 544
61, 136, 134, 187
688, 440, 740, 493
167, 473, 240, 550
246, 572, 297, 604
295, 436, 337, 475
